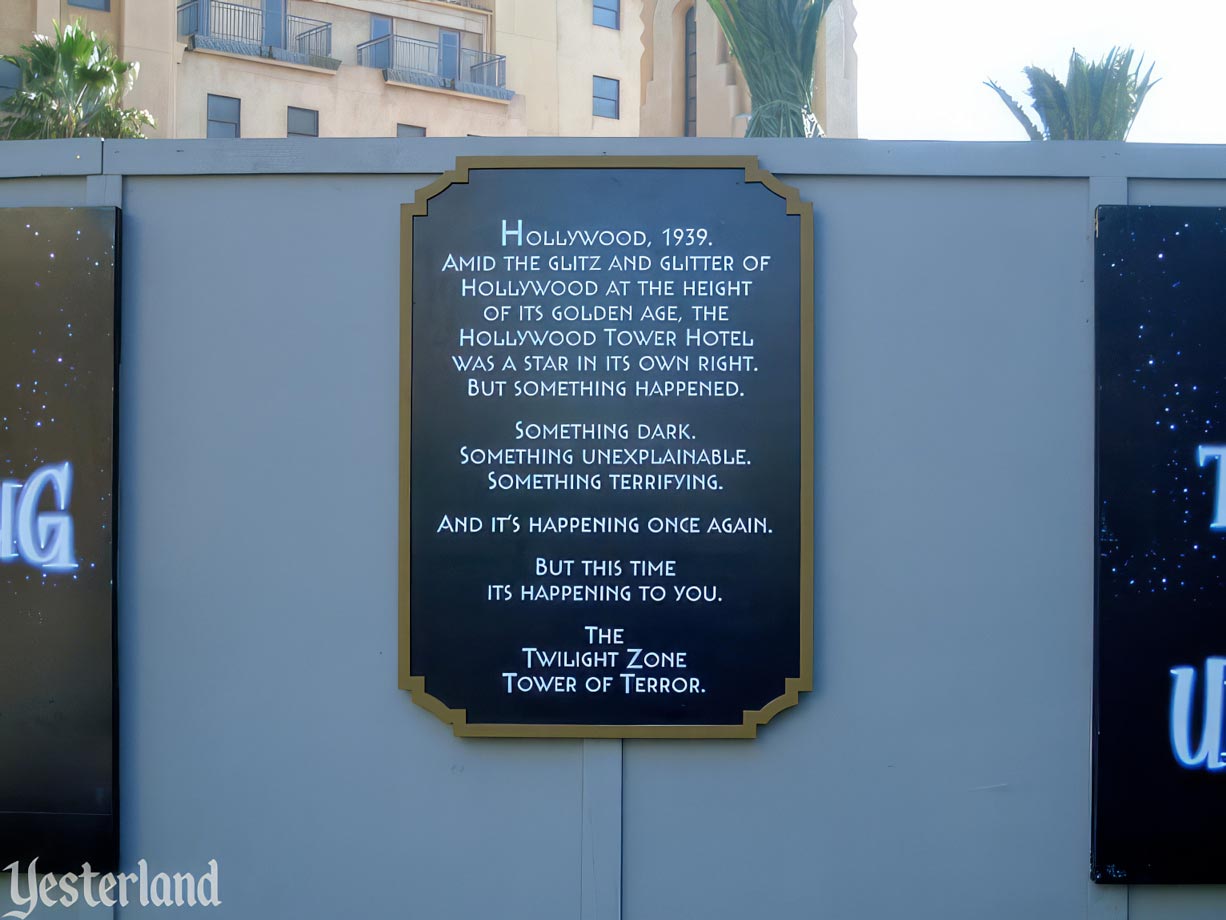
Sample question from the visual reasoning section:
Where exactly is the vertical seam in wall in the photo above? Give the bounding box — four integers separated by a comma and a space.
579, 739, 623, 920
580, 741, 588, 920
618, 738, 625, 920
1086, 174, 1129, 920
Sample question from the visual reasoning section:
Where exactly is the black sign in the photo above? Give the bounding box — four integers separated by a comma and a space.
401, 158, 813, 737
0, 208, 119, 870
1095, 205, 1226, 882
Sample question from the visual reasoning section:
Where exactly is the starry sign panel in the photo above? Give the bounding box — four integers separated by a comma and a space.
0, 208, 118, 871
1095, 205, 1226, 883
400, 157, 813, 737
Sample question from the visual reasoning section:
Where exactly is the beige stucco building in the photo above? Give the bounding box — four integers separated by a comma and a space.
0, 0, 856, 139
640, 0, 856, 138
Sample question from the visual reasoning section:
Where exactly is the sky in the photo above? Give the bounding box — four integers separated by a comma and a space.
855, 0, 1226, 144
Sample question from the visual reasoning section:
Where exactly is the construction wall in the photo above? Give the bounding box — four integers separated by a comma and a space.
1, 137, 1225, 920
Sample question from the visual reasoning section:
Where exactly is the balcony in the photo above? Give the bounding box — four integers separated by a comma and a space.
356, 34, 512, 101
177, 0, 341, 71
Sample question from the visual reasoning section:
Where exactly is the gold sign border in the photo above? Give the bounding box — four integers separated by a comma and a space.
399, 156, 814, 738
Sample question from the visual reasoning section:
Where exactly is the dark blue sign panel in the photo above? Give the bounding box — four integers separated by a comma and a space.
0, 208, 118, 871
1095, 205, 1226, 883
401, 158, 813, 737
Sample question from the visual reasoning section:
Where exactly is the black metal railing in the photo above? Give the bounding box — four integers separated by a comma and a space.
357, 34, 506, 89
355, 35, 385, 69
207, 0, 263, 44
357, 34, 430, 74
287, 14, 331, 58
464, 49, 505, 88
177, 0, 334, 60
177, 0, 199, 37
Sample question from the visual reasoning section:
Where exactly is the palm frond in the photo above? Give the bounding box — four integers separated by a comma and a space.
986, 46, 1158, 141
707, 0, 831, 138
0, 18, 153, 139
1024, 65, 1072, 139
983, 80, 1043, 141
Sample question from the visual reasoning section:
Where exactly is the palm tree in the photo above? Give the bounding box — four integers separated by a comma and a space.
1, 19, 154, 139
986, 47, 1157, 141
707, 0, 833, 138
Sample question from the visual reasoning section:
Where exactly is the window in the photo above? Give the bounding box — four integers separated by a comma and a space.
397, 124, 426, 138
68, 0, 110, 9
206, 94, 240, 138
684, 6, 697, 136
593, 0, 619, 29
0, 61, 19, 103
287, 106, 318, 138
593, 76, 619, 119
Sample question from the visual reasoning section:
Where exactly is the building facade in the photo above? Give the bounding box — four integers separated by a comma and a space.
640, 0, 857, 138
0, 0, 857, 139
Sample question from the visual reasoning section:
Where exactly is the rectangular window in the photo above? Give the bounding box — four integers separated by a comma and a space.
206, 94, 240, 139
397, 124, 427, 138
0, 61, 19, 103
593, 76, 619, 119
287, 106, 318, 138
68, 0, 110, 9
593, 0, 619, 29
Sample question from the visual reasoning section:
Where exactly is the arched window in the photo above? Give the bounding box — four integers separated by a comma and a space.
683, 6, 697, 136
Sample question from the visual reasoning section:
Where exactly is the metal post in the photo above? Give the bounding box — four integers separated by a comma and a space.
580, 739, 622, 920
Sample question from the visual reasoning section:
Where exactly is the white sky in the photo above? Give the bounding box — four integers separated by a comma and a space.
854, 0, 1226, 143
